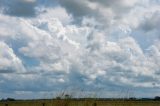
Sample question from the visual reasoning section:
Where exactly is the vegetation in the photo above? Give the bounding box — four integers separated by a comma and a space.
0, 99, 160, 106
0, 90, 159, 106
0, 97, 160, 106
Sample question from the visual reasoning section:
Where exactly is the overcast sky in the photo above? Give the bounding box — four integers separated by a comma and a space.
0, 0, 160, 99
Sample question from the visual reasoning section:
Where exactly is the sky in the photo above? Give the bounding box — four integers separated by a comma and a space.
0, 0, 160, 99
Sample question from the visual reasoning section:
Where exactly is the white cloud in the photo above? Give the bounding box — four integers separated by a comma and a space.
0, 0, 160, 99
0, 42, 26, 73
37, 6, 73, 24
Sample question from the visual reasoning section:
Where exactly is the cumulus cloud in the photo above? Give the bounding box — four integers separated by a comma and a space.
0, 42, 26, 73
58, 0, 96, 17
58, 0, 136, 17
89, 0, 139, 13
0, 0, 160, 99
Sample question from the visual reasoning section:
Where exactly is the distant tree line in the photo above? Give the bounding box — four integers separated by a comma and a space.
0, 96, 160, 101
0, 98, 16, 102
55, 95, 160, 101
154, 96, 160, 101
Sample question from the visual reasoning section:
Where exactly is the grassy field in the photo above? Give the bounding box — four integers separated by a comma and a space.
0, 99, 160, 106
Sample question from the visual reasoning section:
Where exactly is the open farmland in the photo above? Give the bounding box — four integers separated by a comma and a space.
0, 0, 160, 105
0, 99, 160, 106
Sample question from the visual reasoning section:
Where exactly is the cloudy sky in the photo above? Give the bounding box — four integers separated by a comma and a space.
0, 0, 160, 99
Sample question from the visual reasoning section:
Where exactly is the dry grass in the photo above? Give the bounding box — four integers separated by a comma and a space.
0, 99, 160, 106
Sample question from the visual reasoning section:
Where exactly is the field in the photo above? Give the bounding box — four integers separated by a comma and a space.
0, 99, 160, 106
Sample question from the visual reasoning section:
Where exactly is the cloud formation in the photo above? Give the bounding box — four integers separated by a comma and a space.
0, 0, 160, 99
0, 42, 25, 73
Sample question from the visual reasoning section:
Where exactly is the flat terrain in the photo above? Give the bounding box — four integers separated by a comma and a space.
0, 99, 160, 106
